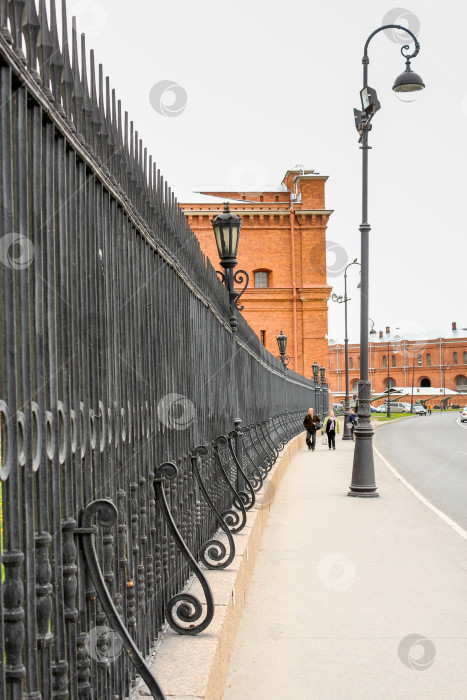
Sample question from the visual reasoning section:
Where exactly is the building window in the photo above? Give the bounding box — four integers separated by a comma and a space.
357, 356, 360, 368
349, 357, 353, 369
260, 330, 266, 345
456, 375, 467, 390
383, 355, 387, 368
386, 377, 396, 389
391, 355, 396, 367
417, 354, 422, 366
453, 352, 458, 365
464, 352, 467, 364
427, 353, 431, 366
352, 379, 358, 391
254, 271, 268, 288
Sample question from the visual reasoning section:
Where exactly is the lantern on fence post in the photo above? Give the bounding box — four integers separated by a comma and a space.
277, 331, 290, 440
212, 203, 250, 488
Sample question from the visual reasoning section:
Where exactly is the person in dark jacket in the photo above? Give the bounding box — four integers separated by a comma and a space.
347, 407, 357, 441
303, 408, 316, 451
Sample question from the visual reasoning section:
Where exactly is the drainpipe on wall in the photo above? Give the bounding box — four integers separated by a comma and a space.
290, 205, 298, 373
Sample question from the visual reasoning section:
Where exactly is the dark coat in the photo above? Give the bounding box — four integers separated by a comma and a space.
303, 414, 316, 432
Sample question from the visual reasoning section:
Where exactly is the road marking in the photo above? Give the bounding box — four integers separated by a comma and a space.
374, 445, 467, 542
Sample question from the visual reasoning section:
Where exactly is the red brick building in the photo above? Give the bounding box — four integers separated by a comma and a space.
179, 168, 332, 381
328, 323, 467, 403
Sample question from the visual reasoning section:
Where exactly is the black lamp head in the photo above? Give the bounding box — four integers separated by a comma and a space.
212, 202, 242, 268
276, 330, 287, 356
393, 60, 425, 102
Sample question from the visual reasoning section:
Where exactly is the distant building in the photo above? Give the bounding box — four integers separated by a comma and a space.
328, 323, 467, 402
179, 168, 333, 381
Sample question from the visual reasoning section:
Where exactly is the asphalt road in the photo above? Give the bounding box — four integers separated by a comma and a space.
374, 412, 467, 529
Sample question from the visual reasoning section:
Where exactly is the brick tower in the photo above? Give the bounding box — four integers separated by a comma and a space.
179, 168, 333, 381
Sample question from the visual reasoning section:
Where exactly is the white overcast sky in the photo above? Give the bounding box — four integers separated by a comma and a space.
67, 0, 467, 343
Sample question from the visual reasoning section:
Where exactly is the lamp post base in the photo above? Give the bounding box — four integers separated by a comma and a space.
347, 488, 379, 497
347, 380, 379, 498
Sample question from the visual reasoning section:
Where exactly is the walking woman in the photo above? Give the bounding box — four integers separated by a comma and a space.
323, 410, 340, 450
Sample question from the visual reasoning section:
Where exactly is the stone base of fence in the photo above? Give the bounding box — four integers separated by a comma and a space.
134, 431, 305, 700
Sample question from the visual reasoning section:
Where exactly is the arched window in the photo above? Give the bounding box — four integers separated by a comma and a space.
453, 352, 458, 365
357, 356, 360, 368
386, 377, 396, 389
464, 352, 467, 364
349, 357, 353, 369
420, 378, 431, 388
427, 353, 431, 366
351, 379, 359, 391
417, 354, 422, 366
383, 355, 387, 368
456, 375, 467, 390
391, 355, 396, 367
254, 271, 268, 288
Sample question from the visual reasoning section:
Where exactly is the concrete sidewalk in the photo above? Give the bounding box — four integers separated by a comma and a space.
223, 432, 467, 699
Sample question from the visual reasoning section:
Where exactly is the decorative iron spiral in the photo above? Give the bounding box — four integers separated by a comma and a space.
191, 445, 235, 570
153, 462, 215, 634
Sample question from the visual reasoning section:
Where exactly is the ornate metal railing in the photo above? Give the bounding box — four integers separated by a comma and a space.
0, 3, 327, 699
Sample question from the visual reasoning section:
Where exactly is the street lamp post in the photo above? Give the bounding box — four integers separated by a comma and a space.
312, 362, 320, 416
277, 331, 291, 440
369, 318, 377, 392
410, 351, 422, 413
320, 366, 328, 415
386, 338, 398, 418
442, 364, 450, 407
212, 203, 249, 487
331, 258, 360, 440
348, 25, 425, 498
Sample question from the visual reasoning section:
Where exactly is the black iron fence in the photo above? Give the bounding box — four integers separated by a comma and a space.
0, 2, 328, 698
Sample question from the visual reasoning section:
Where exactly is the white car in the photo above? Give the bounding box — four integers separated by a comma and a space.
461, 407, 467, 423
412, 404, 427, 415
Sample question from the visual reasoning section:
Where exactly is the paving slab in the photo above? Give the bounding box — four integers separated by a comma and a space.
223, 434, 467, 700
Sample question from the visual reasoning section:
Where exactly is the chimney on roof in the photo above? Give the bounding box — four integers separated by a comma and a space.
386, 326, 390, 334
379, 330, 383, 339
452, 321, 457, 331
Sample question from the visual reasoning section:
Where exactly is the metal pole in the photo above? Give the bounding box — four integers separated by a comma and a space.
386, 339, 391, 418
343, 269, 352, 440
411, 354, 415, 412
348, 49, 378, 497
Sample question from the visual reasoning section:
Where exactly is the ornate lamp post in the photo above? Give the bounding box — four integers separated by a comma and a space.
348, 25, 425, 498
212, 203, 249, 483
320, 366, 328, 415
369, 318, 377, 392
312, 361, 320, 415
410, 351, 422, 413
277, 331, 291, 440
386, 338, 398, 418
331, 258, 360, 440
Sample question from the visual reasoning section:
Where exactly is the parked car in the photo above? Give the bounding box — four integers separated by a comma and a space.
388, 402, 410, 413
375, 402, 409, 414
412, 404, 427, 415
370, 405, 379, 413
333, 403, 343, 411
461, 407, 467, 423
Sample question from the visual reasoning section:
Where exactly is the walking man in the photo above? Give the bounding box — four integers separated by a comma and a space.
303, 408, 317, 451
